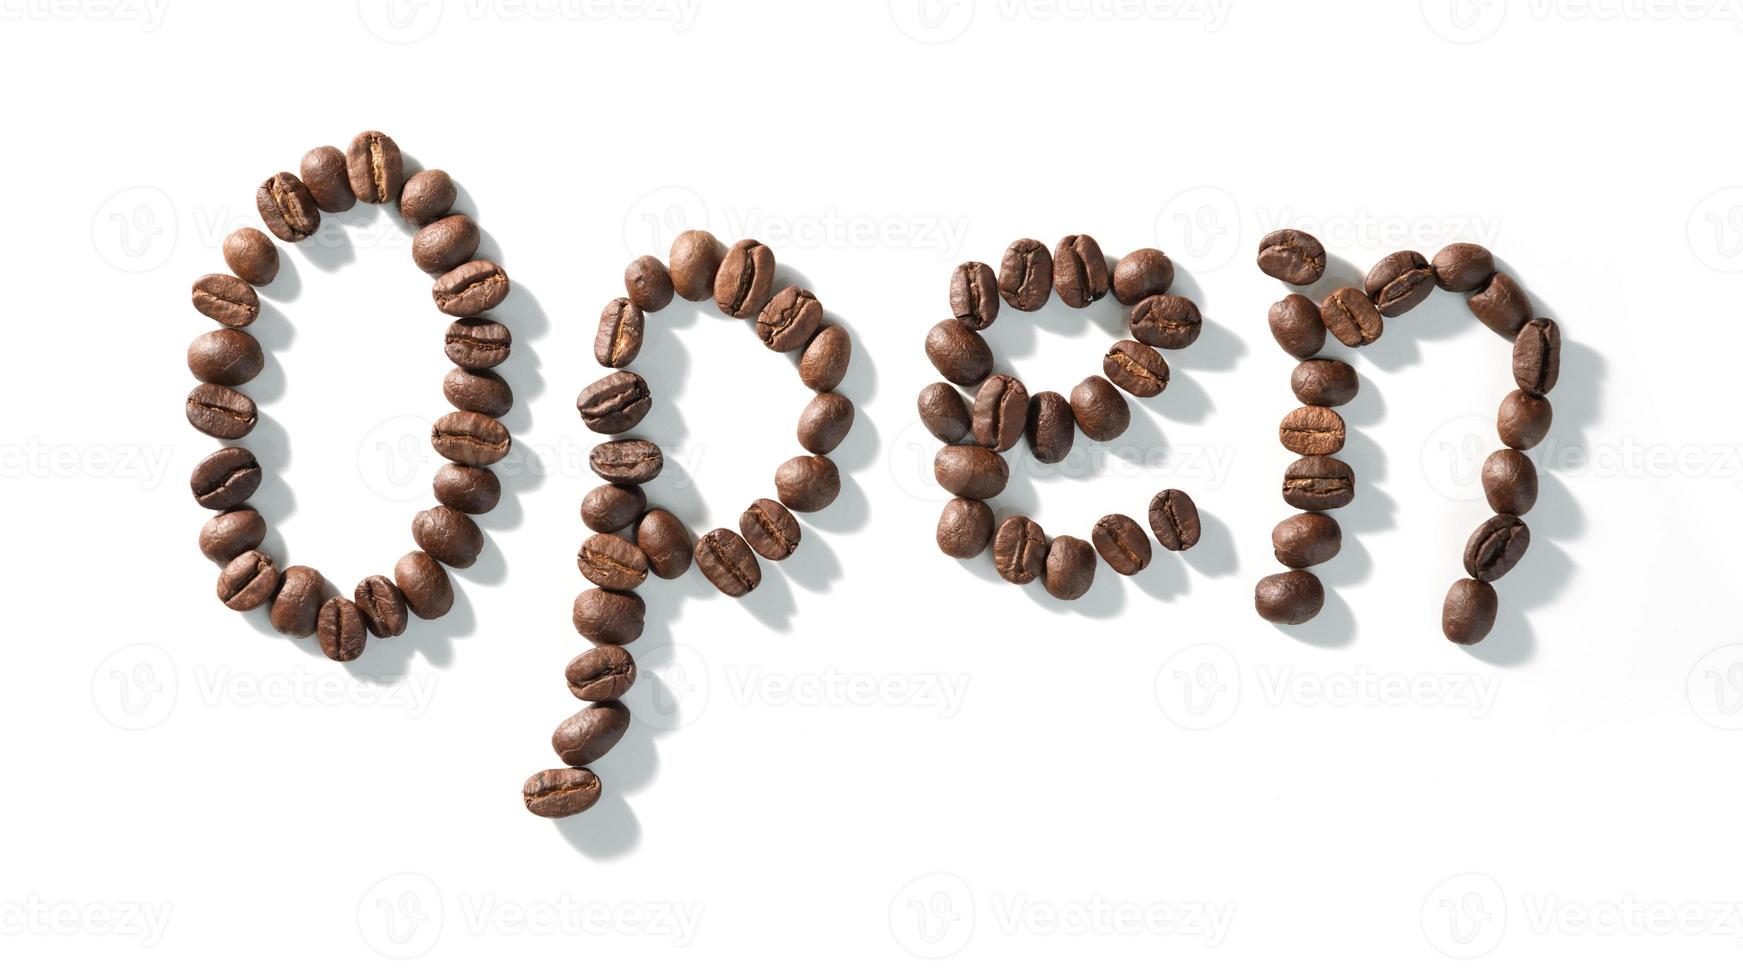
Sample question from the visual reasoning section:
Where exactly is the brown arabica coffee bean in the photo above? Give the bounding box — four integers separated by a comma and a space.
1468, 271, 1532, 339
590, 439, 663, 485
270, 565, 325, 638
523, 768, 602, 818
583, 483, 647, 533
1279, 405, 1346, 455
1091, 514, 1151, 575
567, 646, 637, 701
443, 368, 512, 418
925, 319, 993, 386
1256, 229, 1325, 285
775, 455, 840, 512
577, 371, 652, 435
625, 255, 675, 313
445, 317, 511, 370
317, 597, 366, 662
354, 575, 408, 638
1268, 293, 1326, 359
917, 382, 971, 443
637, 509, 693, 579
1272, 512, 1341, 568
346, 130, 403, 205
1129, 294, 1201, 350
1482, 449, 1538, 515
998, 238, 1053, 312
1364, 250, 1435, 317
256, 172, 319, 242
1320, 287, 1383, 347
186, 383, 258, 439
1512, 318, 1560, 395
669, 229, 725, 301
1442, 578, 1499, 645
222, 229, 278, 286
1147, 489, 1201, 551
758, 286, 824, 353
971, 374, 1027, 452
950, 260, 1000, 328
299, 146, 354, 213
398, 169, 456, 225
1071, 376, 1130, 441
432, 411, 510, 465
1103, 340, 1169, 397
1431, 242, 1494, 292
432, 259, 510, 317
1291, 359, 1359, 407
1111, 248, 1174, 304
394, 551, 454, 619
572, 589, 645, 644
1026, 391, 1075, 464
191, 446, 261, 510
552, 702, 631, 767
933, 445, 1008, 499
1463, 514, 1530, 582
199, 507, 265, 564
578, 532, 650, 590
191, 274, 259, 328
696, 528, 762, 597
1282, 456, 1355, 511
799, 324, 851, 392
1044, 535, 1096, 600
595, 299, 644, 369
1053, 234, 1110, 308
936, 497, 994, 559
992, 516, 1048, 585
413, 506, 484, 568
217, 550, 278, 611
797, 392, 854, 454
413, 214, 481, 274
1497, 391, 1553, 450
1255, 570, 1324, 624
740, 498, 802, 561
715, 239, 775, 318
433, 464, 500, 515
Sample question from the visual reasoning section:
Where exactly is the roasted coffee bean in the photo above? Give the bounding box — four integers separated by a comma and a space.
1468, 271, 1531, 339
578, 532, 650, 590
1463, 514, 1530, 582
1482, 448, 1538, 516
432, 411, 510, 465
413, 214, 481, 274
185, 383, 258, 439
740, 498, 801, 561
1442, 578, 1499, 645
1129, 294, 1201, 350
1255, 570, 1324, 624
1070, 376, 1130, 441
269, 565, 325, 638
523, 767, 602, 818
443, 368, 512, 418
191, 274, 259, 328
354, 575, 409, 638
799, 324, 851, 392
394, 550, 454, 619
1044, 535, 1096, 600
1279, 405, 1346, 455
1111, 248, 1174, 304
222, 228, 278, 286
199, 507, 265, 564
1512, 317, 1560, 395
256, 172, 319, 242
398, 168, 456, 225
757, 286, 824, 352
1255, 229, 1325, 285
299, 145, 354, 213
925, 319, 993, 386
1272, 512, 1341, 568
589, 439, 663, 485
775, 455, 840, 512
346, 130, 403, 204
583, 483, 647, 533
1268, 293, 1326, 359
992, 516, 1048, 585
1092, 514, 1151, 575
1364, 250, 1435, 317
950, 260, 1000, 328
432, 464, 500, 514
191, 446, 261, 510
1290, 358, 1359, 407
715, 239, 775, 318
933, 445, 1008, 499
572, 589, 645, 644
1103, 340, 1169, 398
1431, 242, 1494, 292
217, 550, 278, 611
432, 259, 510, 317
577, 371, 652, 434
971, 374, 1027, 452
695, 528, 762, 596
1497, 390, 1553, 450
1026, 390, 1075, 464
917, 382, 971, 443
1282, 456, 1355, 511
936, 497, 995, 559
636, 508, 693, 579
444, 317, 510, 370
797, 391, 854, 454
1147, 489, 1201, 551
1053, 234, 1110, 308
594, 298, 644, 368
669, 229, 725, 301
412, 505, 484, 568
317, 596, 367, 662
553, 702, 631, 767
624, 255, 674, 313
1320, 287, 1383, 347
998, 238, 1052, 312
567, 645, 637, 701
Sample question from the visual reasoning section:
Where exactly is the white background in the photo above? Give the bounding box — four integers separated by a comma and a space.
3, 0, 1742, 974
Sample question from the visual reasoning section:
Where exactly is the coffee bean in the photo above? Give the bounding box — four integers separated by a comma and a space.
199, 507, 265, 563
299, 146, 354, 213
715, 239, 775, 318
398, 169, 456, 226
936, 497, 995, 559
740, 498, 801, 561
1272, 512, 1341, 568
1320, 287, 1383, 347
799, 324, 851, 392
971, 374, 1027, 452
1364, 250, 1435, 317
636, 508, 693, 579
1282, 456, 1355, 511
354, 575, 408, 638
185, 383, 258, 439
1054, 234, 1110, 308
1468, 271, 1531, 339
567, 645, 637, 701
583, 483, 647, 533
552, 702, 631, 768
1026, 390, 1075, 464
317, 596, 366, 662
256, 172, 319, 242
432, 411, 511, 465
775, 455, 840, 512
696, 528, 762, 597
413, 214, 481, 274
1044, 535, 1096, 600
1497, 390, 1553, 450
925, 319, 993, 386
1111, 248, 1174, 304
413, 506, 484, 568
917, 382, 971, 443
1431, 242, 1494, 292
433, 464, 500, 514
523, 767, 602, 818
1254, 570, 1324, 624
191, 446, 261, 510
443, 367, 513, 418
1092, 514, 1151, 575
394, 550, 453, 619
269, 565, 324, 638
1463, 514, 1529, 582
445, 317, 511, 370
1279, 405, 1346, 455
1103, 340, 1169, 397
1129, 294, 1201, 350
670, 229, 725, 301
1255, 229, 1325, 285
595, 298, 644, 368
1147, 489, 1201, 551
346, 130, 403, 205
625, 255, 675, 313
572, 589, 645, 644
578, 532, 650, 590
222, 228, 278, 286
191, 274, 259, 328
577, 371, 652, 434
757, 286, 824, 352
1290, 358, 1359, 407
950, 260, 1000, 328
217, 549, 278, 610
992, 516, 1048, 585
998, 238, 1052, 312
1482, 448, 1538, 516
797, 391, 854, 454
432, 259, 510, 317
1070, 376, 1130, 441
933, 445, 1008, 499
1442, 578, 1499, 644
1512, 317, 1560, 395
589, 439, 662, 485
1268, 293, 1326, 359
